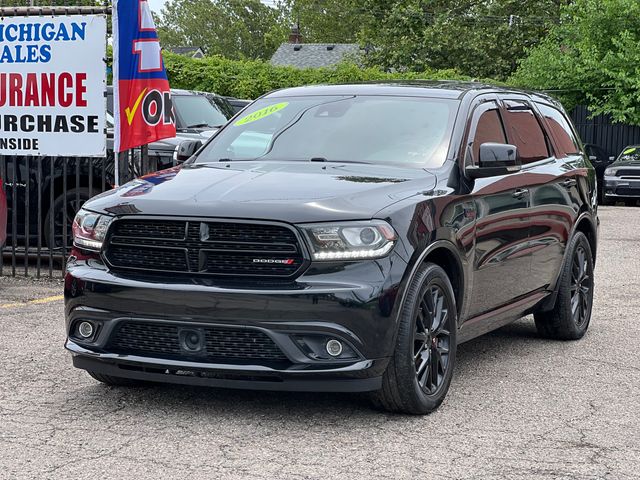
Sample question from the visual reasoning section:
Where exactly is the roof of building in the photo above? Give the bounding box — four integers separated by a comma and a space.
166, 46, 204, 56
270, 43, 361, 69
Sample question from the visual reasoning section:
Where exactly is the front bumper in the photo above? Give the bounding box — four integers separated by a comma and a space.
64, 253, 407, 392
604, 177, 640, 198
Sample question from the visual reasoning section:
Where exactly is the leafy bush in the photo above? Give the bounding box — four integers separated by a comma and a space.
163, 52, 469, 99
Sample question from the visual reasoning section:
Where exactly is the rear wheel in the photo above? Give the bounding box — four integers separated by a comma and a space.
372, 263, 457, 414
535, 232, 594, 340
87, 371, 146, 387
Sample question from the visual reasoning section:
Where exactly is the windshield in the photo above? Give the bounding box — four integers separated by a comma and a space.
173, 95, 229, 129
195, 95, 459, 168
616, 146, 640, 163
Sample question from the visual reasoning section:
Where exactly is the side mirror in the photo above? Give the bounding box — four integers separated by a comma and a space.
465, 143, 521, 179
173, 140, 202, 164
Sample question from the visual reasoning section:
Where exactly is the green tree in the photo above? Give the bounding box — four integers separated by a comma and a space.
280, 0, 364, 43
357, 0, 563, 80
512, 0, 640, 124
156, 0, 288, 61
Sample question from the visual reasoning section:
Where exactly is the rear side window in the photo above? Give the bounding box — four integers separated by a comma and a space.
472, 109, 507, 162
536, 103, 581, 156
503, 101, 549, 164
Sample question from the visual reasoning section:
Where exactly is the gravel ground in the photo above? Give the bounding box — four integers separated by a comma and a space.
0, 206, 638, 480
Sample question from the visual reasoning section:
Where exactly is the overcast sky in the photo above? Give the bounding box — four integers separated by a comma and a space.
148, 0, 166, 13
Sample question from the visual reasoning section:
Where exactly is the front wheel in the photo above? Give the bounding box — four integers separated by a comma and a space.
534, 232, 594, 340
372, 263, 457, 414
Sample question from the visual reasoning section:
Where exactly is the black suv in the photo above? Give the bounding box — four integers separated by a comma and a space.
65, 83, 598, 414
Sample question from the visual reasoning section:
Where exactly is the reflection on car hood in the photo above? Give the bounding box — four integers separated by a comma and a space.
610, 159, 640, 168
85, 161, 436, 223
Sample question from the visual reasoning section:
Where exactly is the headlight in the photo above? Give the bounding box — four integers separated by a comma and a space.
604, 168, 618, 176
72, 208, 113, 251
300, 220, 397, 261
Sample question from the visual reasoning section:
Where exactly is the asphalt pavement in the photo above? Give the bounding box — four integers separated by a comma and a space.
0, 206, 638, 480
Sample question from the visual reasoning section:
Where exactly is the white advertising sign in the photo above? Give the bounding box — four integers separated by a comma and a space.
0, 15, 107, 156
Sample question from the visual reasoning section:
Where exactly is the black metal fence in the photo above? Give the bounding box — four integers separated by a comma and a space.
0, 4, 116, 279
0, 151, 162, 278
570, 105, 640, 158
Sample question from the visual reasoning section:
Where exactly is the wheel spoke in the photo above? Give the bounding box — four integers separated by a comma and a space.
414, 331, 428, 343
571, 292, 580, 318
416, 353, 430, 386
430, 348, 439, 391
579, 292, 589, 324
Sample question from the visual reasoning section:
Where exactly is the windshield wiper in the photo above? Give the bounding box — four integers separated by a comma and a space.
310, 157, 371, 164
213, 157, 372, 164
185, 123, 212, 129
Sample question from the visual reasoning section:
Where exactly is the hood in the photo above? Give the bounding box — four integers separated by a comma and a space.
176, 128, 219, 140
85, 161, 436, 223
610, 158, 640, 168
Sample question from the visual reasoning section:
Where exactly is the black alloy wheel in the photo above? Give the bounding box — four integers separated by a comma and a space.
570, 245, 592, 329
535, 231, 594, 340
414, 285, 452, 395
372, 262, 457, 414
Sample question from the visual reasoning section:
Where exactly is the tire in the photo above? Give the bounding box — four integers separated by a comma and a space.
87, 371, 145, 387
43, 187, 92, 251
534, 232, 594, 340
371, 263, 457, 414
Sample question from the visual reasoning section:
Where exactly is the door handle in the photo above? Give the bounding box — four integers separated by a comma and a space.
561, 178, 577, 188
512, 188, 529, 199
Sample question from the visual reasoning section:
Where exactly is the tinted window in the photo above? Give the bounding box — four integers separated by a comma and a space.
503, 102, 549, 164
195, 96, 460, 168
536, 103, 580, 156
172, 95, 229, 129
472, 108, 507, 162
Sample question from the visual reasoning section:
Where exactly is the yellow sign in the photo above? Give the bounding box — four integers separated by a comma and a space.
234, 102, 289, 126
623, 148, 636, 155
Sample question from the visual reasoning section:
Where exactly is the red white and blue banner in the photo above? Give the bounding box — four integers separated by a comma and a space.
112, 0, 176, 152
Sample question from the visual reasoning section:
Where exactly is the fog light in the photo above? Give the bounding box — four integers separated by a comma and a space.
78, 321, 94, 339
325, 339, 343, 357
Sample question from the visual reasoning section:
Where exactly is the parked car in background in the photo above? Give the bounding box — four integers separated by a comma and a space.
603, 145, 640, 205
224, 96, 252, 114
584, 144, 615, 202
65, 82, 598, 414
2, 89, 234, 251
0, 175, 6, 248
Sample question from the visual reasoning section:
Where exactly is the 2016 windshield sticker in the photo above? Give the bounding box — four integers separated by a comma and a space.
623, 147, 636, 155
234, 102, 289, 126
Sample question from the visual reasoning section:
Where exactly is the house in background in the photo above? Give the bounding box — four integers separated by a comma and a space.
165, 46, 205, 59
270, 27, 362, 69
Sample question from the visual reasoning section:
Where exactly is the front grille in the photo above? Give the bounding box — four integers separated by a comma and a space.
615, 169, 640, 178
615, 186, 640, 196
104, 218, 306, 278
109, 322, 288, 362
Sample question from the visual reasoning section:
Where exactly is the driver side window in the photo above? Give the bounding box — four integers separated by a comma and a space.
472, 108, 507, 164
